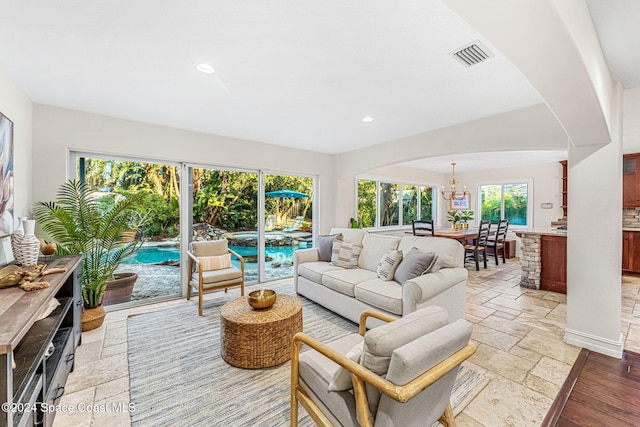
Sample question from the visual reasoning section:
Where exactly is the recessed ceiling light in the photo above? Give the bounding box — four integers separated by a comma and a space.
195, 63, 215, 74
362, 116, 374, 123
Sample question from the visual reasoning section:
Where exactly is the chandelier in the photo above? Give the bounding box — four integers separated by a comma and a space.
440, 162, 469, 201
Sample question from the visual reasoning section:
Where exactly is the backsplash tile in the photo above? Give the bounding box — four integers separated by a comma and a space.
623, 208, 640, 228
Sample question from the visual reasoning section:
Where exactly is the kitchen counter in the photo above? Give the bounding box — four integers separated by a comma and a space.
516, 228, 567, 237
516, 230, 567, 293
517, 227, 640, 291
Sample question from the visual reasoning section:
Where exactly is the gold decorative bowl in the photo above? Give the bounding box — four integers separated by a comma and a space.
248, 289, 277, 310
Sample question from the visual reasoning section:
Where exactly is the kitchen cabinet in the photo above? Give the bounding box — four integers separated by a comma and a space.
623, 154, 640, 208
540, 235, 567, 293
623, 230, 640, 275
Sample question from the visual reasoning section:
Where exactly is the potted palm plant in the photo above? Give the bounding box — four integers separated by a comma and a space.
33, 179, 146, 331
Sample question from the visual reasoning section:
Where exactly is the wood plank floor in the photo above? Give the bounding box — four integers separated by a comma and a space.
542, 349, 640, 426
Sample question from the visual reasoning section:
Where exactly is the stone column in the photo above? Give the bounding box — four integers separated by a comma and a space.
518, 233, 541, 290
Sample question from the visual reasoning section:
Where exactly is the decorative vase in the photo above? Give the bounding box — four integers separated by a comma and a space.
14, 216, 27, 235
10, 216, 27, 264
12, 219, 40, 266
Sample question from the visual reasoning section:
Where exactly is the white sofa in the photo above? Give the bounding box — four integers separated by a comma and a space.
293, 228, 468, 324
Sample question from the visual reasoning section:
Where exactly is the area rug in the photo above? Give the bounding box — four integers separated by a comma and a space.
127, 283, 488, 426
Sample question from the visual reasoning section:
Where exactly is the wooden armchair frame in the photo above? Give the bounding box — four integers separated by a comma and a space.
186, 248, 245, 316
290, 310, 476, 427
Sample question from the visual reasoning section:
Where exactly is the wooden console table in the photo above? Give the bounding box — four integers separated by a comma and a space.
0, 256, 82, 427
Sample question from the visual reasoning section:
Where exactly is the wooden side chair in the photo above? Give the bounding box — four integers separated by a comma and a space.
187, 239, 244, 316
464, 220, 491, 271
412, 220, 435, 236
487, 219, 509, 265
291, 306, 475, 427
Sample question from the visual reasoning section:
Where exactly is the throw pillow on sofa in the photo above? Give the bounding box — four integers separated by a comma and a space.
317, 233, 343, 262
393, 247, 438, 284
331, 241, 362, 269
376, 249, 403, 281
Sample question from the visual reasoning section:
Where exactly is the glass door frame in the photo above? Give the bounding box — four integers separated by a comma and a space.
70, 152, 318, 299
69, 150, 184, 303
260, 169, 317, 282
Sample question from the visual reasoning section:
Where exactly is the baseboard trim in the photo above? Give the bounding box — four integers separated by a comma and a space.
564, 328, 624, 358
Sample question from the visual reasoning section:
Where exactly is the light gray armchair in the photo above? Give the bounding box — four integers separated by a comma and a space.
290, 306, 475, 427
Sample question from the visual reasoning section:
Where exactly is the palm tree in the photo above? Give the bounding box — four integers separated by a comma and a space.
33, 180, 146, 308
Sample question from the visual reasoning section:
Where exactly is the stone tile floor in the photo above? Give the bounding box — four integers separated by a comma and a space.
118, 262, 295, 302
54, 259, 640, 427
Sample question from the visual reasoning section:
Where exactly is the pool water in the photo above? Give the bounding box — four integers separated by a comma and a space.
122, 245, 298, 270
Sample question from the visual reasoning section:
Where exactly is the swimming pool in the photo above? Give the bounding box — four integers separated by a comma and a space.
121, 245, 298, 268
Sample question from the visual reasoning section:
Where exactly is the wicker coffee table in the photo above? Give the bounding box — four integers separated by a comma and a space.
220, 294, 303, 369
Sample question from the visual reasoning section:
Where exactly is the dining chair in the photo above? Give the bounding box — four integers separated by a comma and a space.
487, 219, 509, 265
463, 220, 491, 271
412, 220, 435, 236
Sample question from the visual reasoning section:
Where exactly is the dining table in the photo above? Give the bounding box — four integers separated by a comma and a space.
408, 228, 487, 244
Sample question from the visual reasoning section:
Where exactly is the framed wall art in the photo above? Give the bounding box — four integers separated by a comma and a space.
0, 111, 14, 237
449, 194, 470, 210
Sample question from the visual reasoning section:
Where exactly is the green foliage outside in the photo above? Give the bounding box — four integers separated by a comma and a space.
34, 180, 146, 308
357, 180, 377, 227
79, 159, 313, 238
402, 185, 417, 225
480, 183, 528, 225
420, 187, 433, 221
380, 183, 399, 226
358, 180, 433, 227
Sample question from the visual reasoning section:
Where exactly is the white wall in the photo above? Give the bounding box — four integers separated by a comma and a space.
31, 104, 336, 234
0, 71, 33, 265
624, 86, 640, 153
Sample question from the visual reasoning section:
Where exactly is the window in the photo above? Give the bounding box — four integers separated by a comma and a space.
478, 182, 529, 226
357, 179, 434, 228
357, 180, 377, 227
402, 185, 418, 225
380, 182, 399, 226
420, 186, 434, 221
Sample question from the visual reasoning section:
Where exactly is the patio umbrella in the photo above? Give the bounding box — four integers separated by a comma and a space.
265, 189, 309, 223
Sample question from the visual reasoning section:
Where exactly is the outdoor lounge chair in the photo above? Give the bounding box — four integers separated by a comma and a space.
284, 215, 305, 232
265, 214, 276, 231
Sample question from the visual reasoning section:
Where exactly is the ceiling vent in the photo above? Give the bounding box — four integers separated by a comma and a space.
449, 40, 494, 67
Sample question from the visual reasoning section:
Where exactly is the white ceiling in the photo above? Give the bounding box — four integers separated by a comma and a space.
401, 151, 568, 173
586, 0, 640, 90
0, 1, 636, 166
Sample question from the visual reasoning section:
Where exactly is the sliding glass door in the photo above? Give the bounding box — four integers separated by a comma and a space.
73, 152, 316, 304
75, 155, 181, 304
190, 166, 259, 282
263, 173, 313, 281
